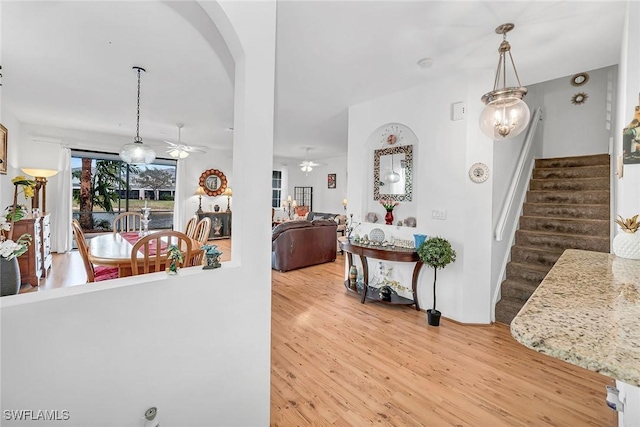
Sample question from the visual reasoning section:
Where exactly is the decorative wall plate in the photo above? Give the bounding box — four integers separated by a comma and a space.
369, 228, 385, 243
469, 162, 489, 183
570, 72, 589, 87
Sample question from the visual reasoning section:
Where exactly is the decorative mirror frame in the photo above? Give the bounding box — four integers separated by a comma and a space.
199, 168, 228, 197
373, 144, 413, 201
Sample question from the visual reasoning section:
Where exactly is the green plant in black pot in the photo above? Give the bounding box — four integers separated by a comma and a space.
417, 236, 456, 326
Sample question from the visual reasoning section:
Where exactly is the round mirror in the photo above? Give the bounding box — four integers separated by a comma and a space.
199, 169, 228, 197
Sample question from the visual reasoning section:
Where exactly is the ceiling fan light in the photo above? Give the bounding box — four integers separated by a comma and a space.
168, 148, 189, 159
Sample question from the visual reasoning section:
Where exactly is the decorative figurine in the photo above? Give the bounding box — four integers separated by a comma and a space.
166, 245, 183, 275
201, 244, 223, 269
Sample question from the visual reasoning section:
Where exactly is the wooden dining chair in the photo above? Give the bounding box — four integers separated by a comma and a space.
130, 230, 193, 275
112, 212, 144, 234
190, 217, 212, 266
184, 215, 198, 239
71, 219, 119, 282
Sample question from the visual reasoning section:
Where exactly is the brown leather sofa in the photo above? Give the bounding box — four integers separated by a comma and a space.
271, 219, 337, 272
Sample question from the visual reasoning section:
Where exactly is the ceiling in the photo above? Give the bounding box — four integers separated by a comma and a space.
2, 1, 627, 162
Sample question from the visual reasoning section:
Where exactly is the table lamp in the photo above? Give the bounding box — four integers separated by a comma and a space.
223, 187, 233, 212
21, 168, 59, 214
194, 186, 207, 214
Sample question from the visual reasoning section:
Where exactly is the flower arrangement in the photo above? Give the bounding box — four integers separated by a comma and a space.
379, 199, 399, 212
1, 177, 36, 260
0, 216, 32, 260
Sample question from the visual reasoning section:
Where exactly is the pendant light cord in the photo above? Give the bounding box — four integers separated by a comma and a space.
135, 67, 142, 143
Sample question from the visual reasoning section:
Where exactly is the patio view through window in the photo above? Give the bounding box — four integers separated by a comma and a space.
72, 150, 177, 233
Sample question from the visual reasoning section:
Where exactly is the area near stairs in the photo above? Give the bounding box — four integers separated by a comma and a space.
495, 153, 610, 324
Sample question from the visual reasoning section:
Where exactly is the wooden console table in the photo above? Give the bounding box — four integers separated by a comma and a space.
340, 239, 422, 310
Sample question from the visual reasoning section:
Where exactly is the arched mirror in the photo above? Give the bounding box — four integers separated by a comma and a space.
373, 145, 413, 201
199, 169, 228, 197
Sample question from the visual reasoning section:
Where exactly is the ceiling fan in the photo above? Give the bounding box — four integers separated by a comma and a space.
300, 147, 319, 175
164, 123, 207, 159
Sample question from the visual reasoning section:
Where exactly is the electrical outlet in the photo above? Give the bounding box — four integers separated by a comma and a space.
431, 209, 446, 220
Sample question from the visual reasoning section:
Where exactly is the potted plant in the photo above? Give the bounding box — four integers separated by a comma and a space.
613, 214, 640, 259
417, 236, 456, 326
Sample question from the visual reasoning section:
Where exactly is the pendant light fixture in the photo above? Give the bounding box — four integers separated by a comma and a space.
300, 148, 318, 175
120, 66, 156, 164
479, 23, 531, 140
386, 153, 401, 183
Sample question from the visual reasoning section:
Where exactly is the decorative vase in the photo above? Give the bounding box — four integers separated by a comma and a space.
385, 210, 394, 225
378, 286, 392, 301
413, 234, 427, 250
348, 265, 358, 290
1, 257, 21, 297
613, 232, 640, 260
214, 205, 220, 212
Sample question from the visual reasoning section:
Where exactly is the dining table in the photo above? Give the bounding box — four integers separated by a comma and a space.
88, 232, 200, 277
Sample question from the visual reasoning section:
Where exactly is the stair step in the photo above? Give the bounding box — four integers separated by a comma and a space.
510, 245, 563, 267
527, 189, 609, 205
506, 262, 550, 285
495, 298, 525, 324
515, 229, 610, 253
522, 203, 610, 220
529, 177, 609, 191
500, 279, 540, 302
535, 153, 610, 168
533, 165, 609, 180
519, 216, 610, 237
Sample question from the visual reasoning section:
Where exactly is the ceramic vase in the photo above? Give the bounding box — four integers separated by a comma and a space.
348, 265, 358, 290
1, 257, 21, 297
385, 210, 394, 225
613, 232, 640, 260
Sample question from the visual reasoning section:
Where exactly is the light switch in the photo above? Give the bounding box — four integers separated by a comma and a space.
432, 209, 446, 220
451, 102, 465, 121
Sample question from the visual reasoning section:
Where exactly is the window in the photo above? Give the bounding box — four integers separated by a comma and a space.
272, 170, 282, 208
71, 150, 177, 232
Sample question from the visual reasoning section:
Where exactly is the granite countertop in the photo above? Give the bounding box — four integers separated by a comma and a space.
511, 249, 640, 386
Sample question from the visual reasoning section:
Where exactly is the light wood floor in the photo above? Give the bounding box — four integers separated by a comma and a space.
37, 243, 615, 426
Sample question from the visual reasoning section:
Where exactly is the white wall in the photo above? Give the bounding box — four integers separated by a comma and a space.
1, 2, 276, 425
348, 70, 495, 323
529, 66, 614, 159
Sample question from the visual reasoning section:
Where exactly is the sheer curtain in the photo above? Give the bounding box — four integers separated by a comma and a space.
173, 158, 185, 232
53, 145, 72, 253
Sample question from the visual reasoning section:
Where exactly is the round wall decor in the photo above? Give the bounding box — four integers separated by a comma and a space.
469, 163, 490, 183
571, 92, 588, 105
570, 72, 589, 87
199, 169, 228, 196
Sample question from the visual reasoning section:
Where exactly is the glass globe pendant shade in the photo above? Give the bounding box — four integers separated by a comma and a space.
387, 171, 401, 183
120, 140, 156, 164
479, 96, 530, 140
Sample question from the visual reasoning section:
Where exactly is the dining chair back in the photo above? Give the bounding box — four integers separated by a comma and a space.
72, 219, 119, 282
185, 215, 198, 239
191, 217, 212, 266
130, 230, 193, 275
113, 212, 144, 234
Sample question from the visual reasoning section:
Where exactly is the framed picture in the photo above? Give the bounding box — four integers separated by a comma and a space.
0, 124, 6, 175
327, 173, 336, 189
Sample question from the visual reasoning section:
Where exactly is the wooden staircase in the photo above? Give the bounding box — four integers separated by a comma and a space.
495, 153, 610, 324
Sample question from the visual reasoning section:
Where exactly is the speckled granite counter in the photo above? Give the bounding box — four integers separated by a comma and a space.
511, 249, 640, 386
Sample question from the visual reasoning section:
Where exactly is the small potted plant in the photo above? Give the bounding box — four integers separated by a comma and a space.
613, 214, 640, 259
417, 236, 456, 326
166, 245, 183, 275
